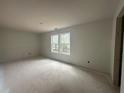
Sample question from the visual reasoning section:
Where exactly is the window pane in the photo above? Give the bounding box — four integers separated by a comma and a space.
51, 35, 59, 53
60, 33, 70, 55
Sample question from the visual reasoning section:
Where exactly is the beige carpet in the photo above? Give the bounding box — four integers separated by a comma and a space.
0, 58, 119, 93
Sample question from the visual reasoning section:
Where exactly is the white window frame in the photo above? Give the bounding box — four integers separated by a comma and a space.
60, 32, 70, 55
51, 34, 59, 53
51, 32, 70, 55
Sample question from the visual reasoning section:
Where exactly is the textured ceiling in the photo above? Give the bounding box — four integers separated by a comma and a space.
0, 0, 119, 32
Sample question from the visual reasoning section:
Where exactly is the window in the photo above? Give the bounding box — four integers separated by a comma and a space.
51, 35, 59, 53
51, 33, 70, 55
60, 33, 70, 55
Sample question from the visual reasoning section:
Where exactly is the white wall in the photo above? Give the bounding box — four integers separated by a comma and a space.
0, 28, 41, 62
40, 19, 113, 74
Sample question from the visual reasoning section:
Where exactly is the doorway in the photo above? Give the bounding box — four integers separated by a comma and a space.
113, 8, 124, 87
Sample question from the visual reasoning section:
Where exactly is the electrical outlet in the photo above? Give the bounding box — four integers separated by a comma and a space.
88, 61, 90, 63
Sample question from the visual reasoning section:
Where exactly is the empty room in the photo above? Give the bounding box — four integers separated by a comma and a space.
0, 0, 124, 93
